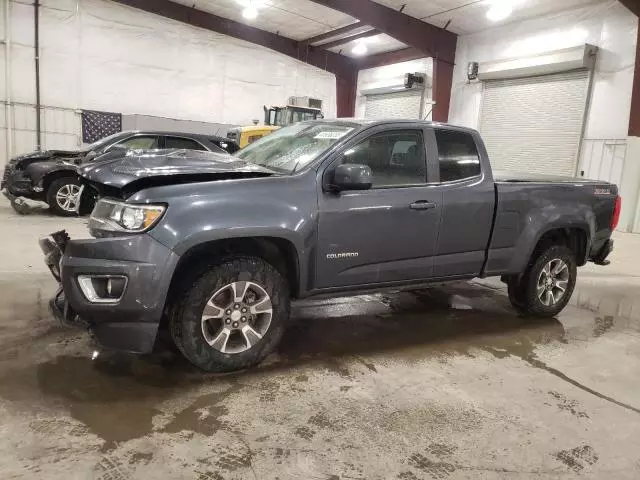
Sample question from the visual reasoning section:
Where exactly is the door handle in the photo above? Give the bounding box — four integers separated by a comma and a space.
410, 201, 437, 210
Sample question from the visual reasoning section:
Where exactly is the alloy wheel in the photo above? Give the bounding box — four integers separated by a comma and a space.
536, 258, 570, 306
201, 281, 273, 354
55, 184, 81, 212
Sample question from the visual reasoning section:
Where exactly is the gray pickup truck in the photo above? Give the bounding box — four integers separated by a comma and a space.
39, 120, 619, 372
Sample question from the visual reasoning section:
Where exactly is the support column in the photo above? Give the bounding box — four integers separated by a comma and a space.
620, 18, 640, 232
630, 18, 640, 138
432, 58, 454, 123
336, 68, 358, 118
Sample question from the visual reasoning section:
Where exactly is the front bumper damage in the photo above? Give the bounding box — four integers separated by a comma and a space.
39, 229, 180, 353
2, 166, 44, 214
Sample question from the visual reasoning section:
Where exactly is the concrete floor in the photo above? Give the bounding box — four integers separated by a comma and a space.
1, 199, 639, 480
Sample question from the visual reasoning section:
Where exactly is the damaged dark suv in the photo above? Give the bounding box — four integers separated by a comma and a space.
2, 131, 239, 216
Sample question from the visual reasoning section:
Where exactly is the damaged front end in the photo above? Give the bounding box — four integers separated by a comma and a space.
38, 230, 85, 327
2, 151, 84, 214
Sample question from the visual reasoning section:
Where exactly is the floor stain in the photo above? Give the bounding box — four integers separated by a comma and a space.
308, 411, 344, 432
356, 356, 378, 373
129, 452, 153, 465
482, 339, 640, 416
162, 383, 245, 437
593, 316, 615, 337
294, 426, 315, 440
397, 472, 420, 480
215, 451, 252, 471
547, 391, 590, 419
94, 454, 131, 480
408, 452, 456, 479
554, 445, 599, 473
426, 443, 457, 457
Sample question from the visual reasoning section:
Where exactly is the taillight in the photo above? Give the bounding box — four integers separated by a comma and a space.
611, 196, 621, 230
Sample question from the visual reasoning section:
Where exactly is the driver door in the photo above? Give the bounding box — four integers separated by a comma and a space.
315, 125, 442, 289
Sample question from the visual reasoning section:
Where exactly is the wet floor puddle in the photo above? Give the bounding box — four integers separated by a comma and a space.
0, 281, 638, 450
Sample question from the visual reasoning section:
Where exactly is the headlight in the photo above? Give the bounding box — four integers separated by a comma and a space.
89, 199, 166, 233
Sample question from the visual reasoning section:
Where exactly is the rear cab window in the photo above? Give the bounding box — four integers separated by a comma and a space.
434, 129, 481, 182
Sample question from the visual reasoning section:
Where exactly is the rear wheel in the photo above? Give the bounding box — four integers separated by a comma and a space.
170, 256, 290, 372
47, 177, 82, 216
508, 245, 577, 317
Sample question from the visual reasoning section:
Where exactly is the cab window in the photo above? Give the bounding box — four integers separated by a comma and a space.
342, 130, 426, 188
435, 129, 481, 182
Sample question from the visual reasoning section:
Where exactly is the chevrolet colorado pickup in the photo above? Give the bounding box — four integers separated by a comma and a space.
39, 120, 619, 372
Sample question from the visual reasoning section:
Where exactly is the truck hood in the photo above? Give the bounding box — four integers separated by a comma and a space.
79, 149, 276, 198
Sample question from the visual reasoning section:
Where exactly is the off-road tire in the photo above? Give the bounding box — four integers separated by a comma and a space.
46, 177, 82, 217
170, 256, 290, 373
509, 245, 577, 318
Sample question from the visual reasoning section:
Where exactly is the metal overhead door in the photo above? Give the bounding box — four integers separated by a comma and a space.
479, 70, 590, 177
365, 89, 423, 119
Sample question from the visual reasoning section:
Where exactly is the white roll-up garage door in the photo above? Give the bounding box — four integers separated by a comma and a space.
479, 70, 590, 177
364, 89, 423, 119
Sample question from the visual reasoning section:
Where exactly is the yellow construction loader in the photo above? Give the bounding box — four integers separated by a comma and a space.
227, 103, 323, 148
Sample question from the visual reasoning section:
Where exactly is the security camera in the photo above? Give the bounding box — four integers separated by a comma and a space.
467, 62, 479, 81
404, 73, 425, 89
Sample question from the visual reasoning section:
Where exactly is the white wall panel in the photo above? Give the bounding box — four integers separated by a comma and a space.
2, 0, 337, 164
578, 139, 627, 188
356, 58, 433, 119
0, 102, 80, 161
449, 1, 635, 141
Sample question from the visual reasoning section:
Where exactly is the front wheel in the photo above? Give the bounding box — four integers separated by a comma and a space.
46, 177, 82, 216
508, 245, 577, 318
170, 256, 290, 373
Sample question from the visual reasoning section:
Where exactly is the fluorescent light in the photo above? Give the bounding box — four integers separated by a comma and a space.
486, 2, 513, 22
352, 42, 368, 56
242, 6, 258, 19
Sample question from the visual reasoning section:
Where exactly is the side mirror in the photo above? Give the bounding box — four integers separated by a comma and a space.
331, 163, 372, 191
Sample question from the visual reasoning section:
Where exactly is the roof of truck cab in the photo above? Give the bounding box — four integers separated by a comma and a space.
309, 119, 479, 134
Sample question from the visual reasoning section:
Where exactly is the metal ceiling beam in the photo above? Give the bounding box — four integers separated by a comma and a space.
307, 0, 457, 65
620, 0, 640, 17
354, 47, 424, 70
319, 29, 379, 50
300, 21, 370, 46
111, 0, 356, 77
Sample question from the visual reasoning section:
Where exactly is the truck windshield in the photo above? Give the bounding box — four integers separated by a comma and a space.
235, 122, 355, 173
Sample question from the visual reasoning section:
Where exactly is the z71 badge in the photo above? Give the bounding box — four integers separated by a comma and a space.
594, 188, 612, 196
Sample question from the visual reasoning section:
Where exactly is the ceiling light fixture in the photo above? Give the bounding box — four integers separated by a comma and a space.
242, 5, 258, 20
486, 2, 513, 22
352, 42, 368, 56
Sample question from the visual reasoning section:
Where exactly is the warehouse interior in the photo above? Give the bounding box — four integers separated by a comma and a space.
1, 0, 640, 478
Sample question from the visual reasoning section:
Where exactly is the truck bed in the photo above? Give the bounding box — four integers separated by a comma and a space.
493, 170, 605, 184
484, 174, 618, 277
